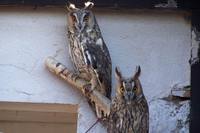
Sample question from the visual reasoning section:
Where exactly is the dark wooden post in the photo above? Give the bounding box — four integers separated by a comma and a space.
191, 10, 200, 133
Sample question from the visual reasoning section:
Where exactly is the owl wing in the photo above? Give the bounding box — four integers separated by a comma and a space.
140, 98, 149, 132
108, 98, 121, 132
82, 39, 112, 99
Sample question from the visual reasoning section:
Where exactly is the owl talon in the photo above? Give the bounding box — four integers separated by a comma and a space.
83, 83, 94, 96
95, 105, 101, 118
71, 73, 80, 81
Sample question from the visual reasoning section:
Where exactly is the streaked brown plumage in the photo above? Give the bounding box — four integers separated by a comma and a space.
66, 2, 112, 118
108, 66, 149, 133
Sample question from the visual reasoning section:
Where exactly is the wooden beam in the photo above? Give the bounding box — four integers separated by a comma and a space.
0, 0, 194, 10
0, 101, 78, 133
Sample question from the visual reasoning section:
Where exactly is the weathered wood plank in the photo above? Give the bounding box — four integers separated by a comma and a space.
0, 122, 77, 133
0, 102, 78, 123
0, 101, 78, 133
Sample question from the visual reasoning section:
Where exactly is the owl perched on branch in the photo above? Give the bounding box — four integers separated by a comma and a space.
66, 2, 112, 118
108, 66, 149, 133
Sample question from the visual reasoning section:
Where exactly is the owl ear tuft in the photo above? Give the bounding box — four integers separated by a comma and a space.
66, 2, 78, 11
84, 1, 94, 9
115, 66, 122, 82
132, 66, 141, 80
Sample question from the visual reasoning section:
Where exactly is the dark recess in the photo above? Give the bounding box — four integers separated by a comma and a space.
0, 0, 196, 9
191, 10, 200, 133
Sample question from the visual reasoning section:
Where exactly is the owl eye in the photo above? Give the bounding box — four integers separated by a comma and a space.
133, 87, 137, 91
120, 87, 124, 92
83, 15, 89, 22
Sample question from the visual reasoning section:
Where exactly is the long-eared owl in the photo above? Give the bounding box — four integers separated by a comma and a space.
108, 66, 149, 133
66, 2, 112, 118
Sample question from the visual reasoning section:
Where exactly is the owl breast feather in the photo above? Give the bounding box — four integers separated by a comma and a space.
68, 27, 112, 98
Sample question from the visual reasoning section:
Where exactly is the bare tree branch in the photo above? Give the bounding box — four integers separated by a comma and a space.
45, 56, 111, 116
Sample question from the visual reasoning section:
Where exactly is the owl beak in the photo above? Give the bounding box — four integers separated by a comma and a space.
74, 23, 82, 31
78, 24, 82, 30
125, 92, 135, 103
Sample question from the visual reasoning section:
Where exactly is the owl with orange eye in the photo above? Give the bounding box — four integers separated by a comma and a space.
108, 66, 149, 133
66, 2, 112, 119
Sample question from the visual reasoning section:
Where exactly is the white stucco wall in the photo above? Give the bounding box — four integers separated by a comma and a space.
0, 7, 190, 133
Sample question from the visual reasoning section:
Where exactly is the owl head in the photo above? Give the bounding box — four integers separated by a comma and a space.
115, 66, 143, 104
66, 1, 96, 33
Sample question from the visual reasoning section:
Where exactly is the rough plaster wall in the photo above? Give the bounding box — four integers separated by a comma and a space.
0, 7, 190, 133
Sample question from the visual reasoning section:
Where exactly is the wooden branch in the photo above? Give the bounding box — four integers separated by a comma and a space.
45, 57, 111, 116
